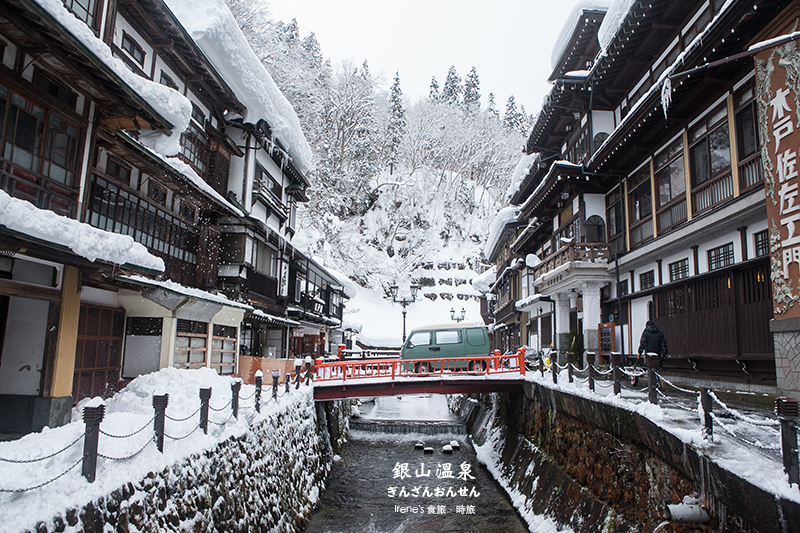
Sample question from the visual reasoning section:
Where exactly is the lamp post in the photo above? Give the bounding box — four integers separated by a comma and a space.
450, 307, 466, 322
390, 284, 419, 343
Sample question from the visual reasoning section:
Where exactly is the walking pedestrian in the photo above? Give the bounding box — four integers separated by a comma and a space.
638, 320, 667, 387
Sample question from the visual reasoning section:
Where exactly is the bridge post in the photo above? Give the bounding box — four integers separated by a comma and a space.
611, 353, 622, 395
285, 373, 291, 395
700, 387, 713, 440
152, 393, 168, 453
295, 359, 302, 389
586, 352, 595, 392
255, 373, 262, 413
517, 347, 526, 375
231, 380, 241, 420
305, 356, 313, 386
551, 356, 558, 384
777, 397, 800, 487
272, 369, 280, 400
199, 387, 211, 435
566, 352, 574, 383
539, 353, 545, 377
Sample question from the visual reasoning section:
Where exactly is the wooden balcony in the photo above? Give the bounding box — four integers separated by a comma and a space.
738, 153, 763, 193
692, 169, 733, 216
0, 159, 78, 218
656, 196, 687, 234
629, 217, 653, 248
531, 242, 611, 281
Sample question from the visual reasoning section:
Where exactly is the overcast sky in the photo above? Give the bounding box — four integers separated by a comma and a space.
266, 0, 580, 115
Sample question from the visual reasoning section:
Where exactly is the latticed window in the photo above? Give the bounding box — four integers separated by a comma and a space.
708, 243, 734, 271
180, 122, 207, 175
689, 105, 730, 188
640, 270, 655, 290
211, 325, 236, 375
174, 319, 207, 367
754, 230, 769, 258
62, 0, 99, 32
121, 32, 145, 67
669, 259, 690, 282
655, 138, 685, 207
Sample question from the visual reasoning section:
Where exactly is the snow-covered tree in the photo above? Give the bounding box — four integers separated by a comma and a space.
462, 66, 481, 113
504, 95, 521, 132
429, 76, 440, 101
487, 92, 499, 121
386, 71, 406, 175
440, 66, 462, 106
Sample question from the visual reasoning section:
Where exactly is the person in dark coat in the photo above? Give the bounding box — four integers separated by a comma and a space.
638, 320, 667, 362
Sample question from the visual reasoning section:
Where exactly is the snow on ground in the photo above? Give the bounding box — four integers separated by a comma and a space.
0, 189, 164, 272
0, 367, 312, 532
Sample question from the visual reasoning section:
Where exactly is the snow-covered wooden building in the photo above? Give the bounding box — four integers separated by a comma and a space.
486, 0, 799, 395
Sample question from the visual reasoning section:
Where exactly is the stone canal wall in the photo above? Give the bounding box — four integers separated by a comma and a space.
30, 399, 351, 533
460, 383, 800, 533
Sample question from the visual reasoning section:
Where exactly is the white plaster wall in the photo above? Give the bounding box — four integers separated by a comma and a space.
592, 110, 615, 136
113, 16, 154, 76
629, 297, 653, 353
584, 194, 606, 220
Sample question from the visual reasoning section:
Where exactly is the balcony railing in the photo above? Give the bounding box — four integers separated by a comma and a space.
629, 217, 653, 248
692, 170, 733, 216
531, 242, 611, 281
0, 159, 78, 217
247, 269, 279, 300
738, 153, 763, 192
656, 196, 687, 234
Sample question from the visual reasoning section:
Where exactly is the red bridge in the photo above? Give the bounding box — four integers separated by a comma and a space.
312, 352, 526, 400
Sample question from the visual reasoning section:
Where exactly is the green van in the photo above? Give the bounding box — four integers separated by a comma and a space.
400, 324, 492, 373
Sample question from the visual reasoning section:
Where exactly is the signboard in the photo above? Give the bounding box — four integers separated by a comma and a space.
292, 328, 305, 337
598, 322, 615, 356
755, 31, 800, 318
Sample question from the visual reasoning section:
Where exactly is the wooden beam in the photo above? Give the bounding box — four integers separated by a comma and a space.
0, 277, 61, 302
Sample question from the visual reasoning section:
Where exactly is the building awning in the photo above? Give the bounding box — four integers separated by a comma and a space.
516, 293, 554, 314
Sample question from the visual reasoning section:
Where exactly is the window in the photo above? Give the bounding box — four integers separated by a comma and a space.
159, 71, 178, 91
689, 105, 731, 188
180, 122, 207, 175
179, 202, 195, 222
682, 6, 712, 49
62, 0, 99, 31
121, 32, 145, 67
435, 330, 462, 345
270, 177, 282, 200
669, 259, 690, 282
147, 182, 166, 205
3, 90, 80, 186
106, 158, 130, 183
735, 84, 758, 160
211, 325, 236, 375
754, 230, 769, 258
191, 104, 205, 126
585, 215, 606, 242
628, 167, 652, 222
174, 319, 207, 367
254, 240, 277, 278
640, 270, 655, 290
655, 138, 685, 207
618, 279, 628, 296
254, 163, 284, 204
34, 70, 75, 108
708, 243, 735, 271
407, 331, 431, 347
606, 190, 623, 238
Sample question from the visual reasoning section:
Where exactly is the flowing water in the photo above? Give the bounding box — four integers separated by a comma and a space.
304, 395, 529, 533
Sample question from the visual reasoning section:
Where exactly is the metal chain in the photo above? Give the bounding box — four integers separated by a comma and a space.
210, 413, 234, 427
708, 391, 780, 427
710, 413, 781, 450
619, 367, 647, 377
656, 374, 697, 394
98, 438, 152, 461
165, 425, 200, 441
0, 432, 84, 463
99, 416, 155, 439
0, 457, 82, 493
208, 400, 232, 412
166, 407, 201, 422
592, 366, 613, 376
239, 389, 256, 400
657, 389, 699, 414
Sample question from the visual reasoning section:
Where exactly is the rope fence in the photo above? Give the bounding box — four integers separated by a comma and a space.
0, 362, 315, 492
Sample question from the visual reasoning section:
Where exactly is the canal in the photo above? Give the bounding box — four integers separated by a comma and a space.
304, 395, 530, 533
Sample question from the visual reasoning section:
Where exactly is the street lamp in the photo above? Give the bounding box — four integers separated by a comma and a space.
450, 307, 466, 322
390, 284, 419, 343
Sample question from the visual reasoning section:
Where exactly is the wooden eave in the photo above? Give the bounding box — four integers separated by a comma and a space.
548, 8, 607, 81
117, 0, 245, 118
525, 79, 591, 154
2, 0, 172, 131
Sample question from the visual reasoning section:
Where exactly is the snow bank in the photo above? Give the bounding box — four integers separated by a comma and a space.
165, 0, 314, 173
551, 0, 611, 71
483, 206, 518, 259
472, 266, 496, 294
33, 0, 191, 154
0, 189, 164, 272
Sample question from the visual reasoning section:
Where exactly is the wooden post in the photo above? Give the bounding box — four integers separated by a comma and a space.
586, 352, 595, 392
231, 380, 241, 420
285, 373, 291, 394
199, 388, 211, 434
647, 353, 660, 405
777, 397, 799, 487
82, 404, 105, 483
255, 374, 262, 413
152, 394, 168, 453
567, 352, 574, 383
295, 360, 302, 389
611, 353, 622, 395
272, 369, 280, 400
518, 347, 526, 375
700, 388, 713, 440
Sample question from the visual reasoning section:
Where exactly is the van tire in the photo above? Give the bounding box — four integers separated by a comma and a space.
414, 362, 421, 374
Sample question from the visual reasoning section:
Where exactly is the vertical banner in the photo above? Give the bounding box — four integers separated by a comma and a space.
755, 37, 800, 319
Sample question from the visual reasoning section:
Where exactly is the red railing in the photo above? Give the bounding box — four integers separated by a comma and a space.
314, 350, 526, 383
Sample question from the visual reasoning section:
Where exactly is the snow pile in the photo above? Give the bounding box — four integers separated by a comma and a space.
483, 206, 518, 259
597, 0, 636, 50
0, 189, 164, 272
471, 266, 496, 293
165, 0, 313, 173
550, 0, 611, 70
0, 367, 319, 531
506, 152, 540, 200
33, 0, 191, 153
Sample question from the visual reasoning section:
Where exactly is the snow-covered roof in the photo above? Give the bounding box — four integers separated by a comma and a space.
321, 265, 359, 299
117, 274, 252, 310
550, 0, 611, 70
34, 0, 191, 136
251, 309, 301, 326
483, 206, 519, 260
164, 0, 314, 173
0, 190, 164, 272
506, 153, 540, 201
597, 0, 637, 51
471, 267, 497, 294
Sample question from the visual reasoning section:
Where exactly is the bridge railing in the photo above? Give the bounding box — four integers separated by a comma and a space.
314, 351, 525, 383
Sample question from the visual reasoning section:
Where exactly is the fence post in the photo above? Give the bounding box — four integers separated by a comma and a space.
646, 353, 660, 405
152, 394, 168, 453
272, 369, 280, 400
338, 344, 345, 361
199, 388, 211, 435
295, 359, 303, 389
611, 352, 622, 395
586, 352, 595, 392
254, 372, 262, 413
285, 373, 291, 395
551, 354, 558, 384
539, 353, 545, 377
82, 404, 105, 483
518, 347, 526, 375
567, 352, 574, 383
305, 356, 313, 386
231, 380, 241, 419
777, 397, 799, 487
700, 388, 713, 440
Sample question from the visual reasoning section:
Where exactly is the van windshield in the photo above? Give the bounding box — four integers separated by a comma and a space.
406, 331, 431, 348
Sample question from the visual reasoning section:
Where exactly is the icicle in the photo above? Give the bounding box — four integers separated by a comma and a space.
661, 77, 672, 118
